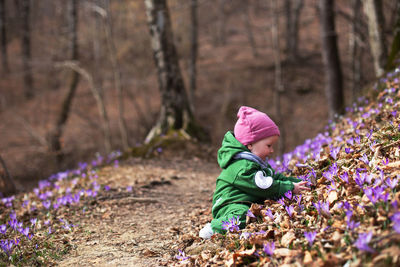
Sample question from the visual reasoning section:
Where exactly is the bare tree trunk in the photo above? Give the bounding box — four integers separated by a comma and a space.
21, 0, 34, 99
385, 2, 400, 71
319, 0, 344, 120
48, 0, 79, 164
103, 0, 129, 150
216, 0, 227, 46
363, 0, 387, 77
350, 0, 363, 102
285, 0, 304, 62
88, 0, 113, 153
0, 0, 9, 73
271, 0, 285, 157
144, 0, 208, 143
188, 0, 198, 112
56, 61, 112, 154
242, 3, 258, 58
285, 0, 293, 57
0, 154, 16, 196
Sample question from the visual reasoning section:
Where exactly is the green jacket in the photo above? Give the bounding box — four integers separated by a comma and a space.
212, 131, 300, 218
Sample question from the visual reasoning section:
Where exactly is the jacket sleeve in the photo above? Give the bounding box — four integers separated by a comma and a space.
271, 169, 302, 183
233, 165, 295, 200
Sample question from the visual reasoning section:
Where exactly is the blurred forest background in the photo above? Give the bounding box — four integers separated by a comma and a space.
0, 0, 398, 193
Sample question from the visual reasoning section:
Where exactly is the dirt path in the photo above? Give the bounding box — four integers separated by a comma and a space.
58, 157, 219, 266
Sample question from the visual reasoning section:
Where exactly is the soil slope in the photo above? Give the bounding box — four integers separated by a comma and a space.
57, 157, 219, 266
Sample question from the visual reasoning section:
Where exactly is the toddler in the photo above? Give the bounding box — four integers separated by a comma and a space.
199, 106, 309, 239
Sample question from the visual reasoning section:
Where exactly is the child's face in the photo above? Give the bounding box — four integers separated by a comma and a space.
247, 135, 279, 161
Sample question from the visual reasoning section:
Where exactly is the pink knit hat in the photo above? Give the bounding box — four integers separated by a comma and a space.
234, 106, 280, 145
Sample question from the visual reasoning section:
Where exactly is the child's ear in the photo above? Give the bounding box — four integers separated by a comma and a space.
247, 144, 252, 150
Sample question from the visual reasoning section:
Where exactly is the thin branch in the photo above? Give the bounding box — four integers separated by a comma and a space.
0, 154, 16, 194
381, 140, 400, 150
12, 113, 48, 146
55, 60, 112, 153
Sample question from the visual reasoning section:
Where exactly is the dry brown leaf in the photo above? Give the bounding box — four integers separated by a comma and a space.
331, 220, 345, 231
281, 229, 296, 247
383, 160, 400, 169
249, 230, 275, 246
331, 231, 341, 245
227, 246, 256, 267
303, 251, 313, 265
274, 248, 300, 258
324, 253, 342, 266
142, 248, 157, 257
328, 191, 338, 205
372, 246, 400, 264
249, 203, 264, 217
236, 246, 256, 257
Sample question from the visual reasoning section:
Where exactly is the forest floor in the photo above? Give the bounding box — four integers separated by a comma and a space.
57, 155, 219, 266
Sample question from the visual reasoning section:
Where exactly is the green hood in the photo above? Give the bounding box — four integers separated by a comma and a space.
217, 131, 249, 169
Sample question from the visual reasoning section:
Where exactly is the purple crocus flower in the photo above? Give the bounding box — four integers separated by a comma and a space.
0, 240, 14, 255
9, 212, 17, 220
391, 212, 400, 233
364, 188, 379, 204
345, 210, 353, 221
22, 200, 29, 208
72, 194, 80, 204
246, 209, 256, 218
0, 224, 6, 235
277, 198, 285, 206
313, 201, 330, 217
392, 200, 399, 210
386, 177, 398, 189
240, 232, 252, 240
360, 154, 370, 165
354, 232, 374, 253
339, 172, 349, 183
294, 194, 302, 205
323, 170, 334, 182
222, 216, 241, 233
263, 241, 275, 256
382, 158, 389, 165
20, 227, 29, 237
354, 171, 369, 187
347, 138, 354, 146
339, 201, 352, 211
265, 209, 274, 220
8, 219, 18, 231
284, 190, 292, 200
114, 160, 119, 168
345, 147, 353, 154
304, 231, 317, 247
330, 146, 340, 160
347, 220, 360, 231
285, 205, 295, 218
380, 192, 390, 203
327, 181, 337, 192
42, 200, 51, 209
104, 185, 110, 191
126, 186, 132, 192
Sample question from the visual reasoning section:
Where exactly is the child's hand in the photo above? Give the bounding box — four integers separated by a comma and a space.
293, 181, 310, 194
